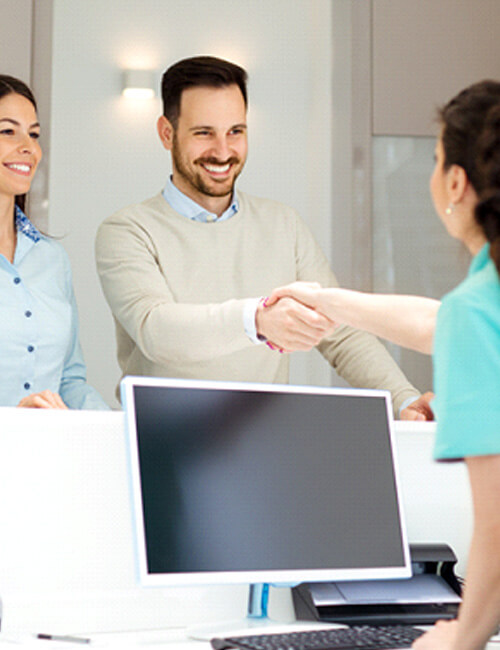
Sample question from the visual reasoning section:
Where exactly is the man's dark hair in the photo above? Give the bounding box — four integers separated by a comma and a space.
161, 56, 248, 128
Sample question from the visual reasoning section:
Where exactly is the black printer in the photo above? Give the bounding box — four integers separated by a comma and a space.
292, 543, 462, 627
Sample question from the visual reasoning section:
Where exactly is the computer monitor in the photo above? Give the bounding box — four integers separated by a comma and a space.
121, 377, 411, 634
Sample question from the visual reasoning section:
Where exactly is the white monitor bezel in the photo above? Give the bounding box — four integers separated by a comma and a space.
121, 375, 412, 587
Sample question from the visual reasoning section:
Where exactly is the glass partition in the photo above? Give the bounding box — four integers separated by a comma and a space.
372, 136, 470, 391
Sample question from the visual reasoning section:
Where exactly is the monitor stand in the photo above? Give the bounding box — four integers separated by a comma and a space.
187, 583, 291, 641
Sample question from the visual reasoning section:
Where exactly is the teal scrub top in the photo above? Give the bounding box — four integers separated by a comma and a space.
433, 243, 500, 461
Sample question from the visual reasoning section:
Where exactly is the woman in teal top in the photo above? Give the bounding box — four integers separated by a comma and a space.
266, 81, 500, 649
433, 242, 500, 460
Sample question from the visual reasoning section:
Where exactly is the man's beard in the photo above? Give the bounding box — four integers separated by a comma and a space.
171, 138, 242, 198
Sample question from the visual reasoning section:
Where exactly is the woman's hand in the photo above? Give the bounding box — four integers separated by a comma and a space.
265, 281, 324, 311
17, 390, 68, 409
412, 620, 458, 650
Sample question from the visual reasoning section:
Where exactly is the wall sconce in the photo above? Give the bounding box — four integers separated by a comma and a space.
122, 69, 156, 99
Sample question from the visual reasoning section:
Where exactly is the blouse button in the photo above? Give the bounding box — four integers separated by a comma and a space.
13, 277, 21, 284
24, 382, 31, 390
27, 345, 35, 353
25, 310, 32, 318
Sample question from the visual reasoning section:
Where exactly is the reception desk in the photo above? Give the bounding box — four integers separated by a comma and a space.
0, 408, 475, 644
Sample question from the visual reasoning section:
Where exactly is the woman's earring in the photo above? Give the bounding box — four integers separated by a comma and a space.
445, 203, 455, 216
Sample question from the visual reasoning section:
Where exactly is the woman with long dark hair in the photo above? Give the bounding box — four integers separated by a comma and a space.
267, 80, 500, 648
0, 75, 107, 409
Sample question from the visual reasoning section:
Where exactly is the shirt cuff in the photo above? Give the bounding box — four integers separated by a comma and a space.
244, 297, 265, 344
398, 395, 420, 417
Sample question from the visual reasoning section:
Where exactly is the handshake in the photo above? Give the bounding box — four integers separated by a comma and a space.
255, 281, 336, 354
256, 281, 435, 422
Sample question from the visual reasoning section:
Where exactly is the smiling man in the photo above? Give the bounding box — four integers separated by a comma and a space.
160, 83, 247, 210
95, 55, 429, 418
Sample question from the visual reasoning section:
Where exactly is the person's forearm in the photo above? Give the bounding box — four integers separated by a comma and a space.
452, 525, 500, 650
316, 289, 440, 354
132, 299, 252, 364
451, 456, 500, 650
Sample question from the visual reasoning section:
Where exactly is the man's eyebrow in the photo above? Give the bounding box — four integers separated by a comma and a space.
0, 118, 40, 128
189, 125, 215, 132
188, 123, 247, 132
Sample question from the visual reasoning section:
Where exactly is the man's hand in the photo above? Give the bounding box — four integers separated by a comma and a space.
256, 296, 335, 352
17, 390, 68, 409
400, 392, 435, 421
412, 619, 457, 649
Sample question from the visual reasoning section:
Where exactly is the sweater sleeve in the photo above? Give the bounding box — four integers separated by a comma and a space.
95, 216, 253, 365
293, 213, 420, 415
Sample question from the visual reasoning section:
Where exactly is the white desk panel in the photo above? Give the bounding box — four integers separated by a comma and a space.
393, 421, 472, 576
0, 410, 473, 639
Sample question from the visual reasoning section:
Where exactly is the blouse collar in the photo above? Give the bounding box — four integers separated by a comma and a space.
14, 204, 41, 243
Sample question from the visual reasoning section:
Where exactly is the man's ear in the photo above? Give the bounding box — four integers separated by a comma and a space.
157, 115, 174, 150
446, 164, 469, 205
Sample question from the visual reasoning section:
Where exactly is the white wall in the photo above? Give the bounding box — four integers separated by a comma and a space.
47, 0, 339, 407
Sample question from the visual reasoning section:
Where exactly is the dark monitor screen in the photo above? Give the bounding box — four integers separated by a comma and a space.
122, 378, 410, 587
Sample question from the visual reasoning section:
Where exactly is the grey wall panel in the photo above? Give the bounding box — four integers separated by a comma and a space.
0, 0, 33, 82
373, 0, 500, 136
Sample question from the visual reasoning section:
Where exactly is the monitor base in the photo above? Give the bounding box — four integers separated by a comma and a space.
187, 614, 291, 641
187, 584, 288, 641
186, 584, 341, 641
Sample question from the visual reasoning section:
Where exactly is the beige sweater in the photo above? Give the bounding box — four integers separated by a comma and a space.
95, 191, 419, 412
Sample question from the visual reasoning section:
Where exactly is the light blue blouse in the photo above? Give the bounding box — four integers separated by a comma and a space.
433, 243, 500, 460
0, 207, 109, 409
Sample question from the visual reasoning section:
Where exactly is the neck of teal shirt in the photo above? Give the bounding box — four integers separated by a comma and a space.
468, 242, 490, 277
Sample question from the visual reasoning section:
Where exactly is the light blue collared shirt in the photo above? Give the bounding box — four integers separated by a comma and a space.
162, 178, 262, 343
162, 176, 239, 223
0, 206, 109, 409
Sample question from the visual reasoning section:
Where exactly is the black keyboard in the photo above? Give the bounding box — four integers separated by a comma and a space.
211, 625, 425, 650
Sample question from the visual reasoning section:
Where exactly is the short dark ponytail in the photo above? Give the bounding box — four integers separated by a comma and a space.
438, 80, 500, 276
438, 80, 500, 194
475, 103, 500, 275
